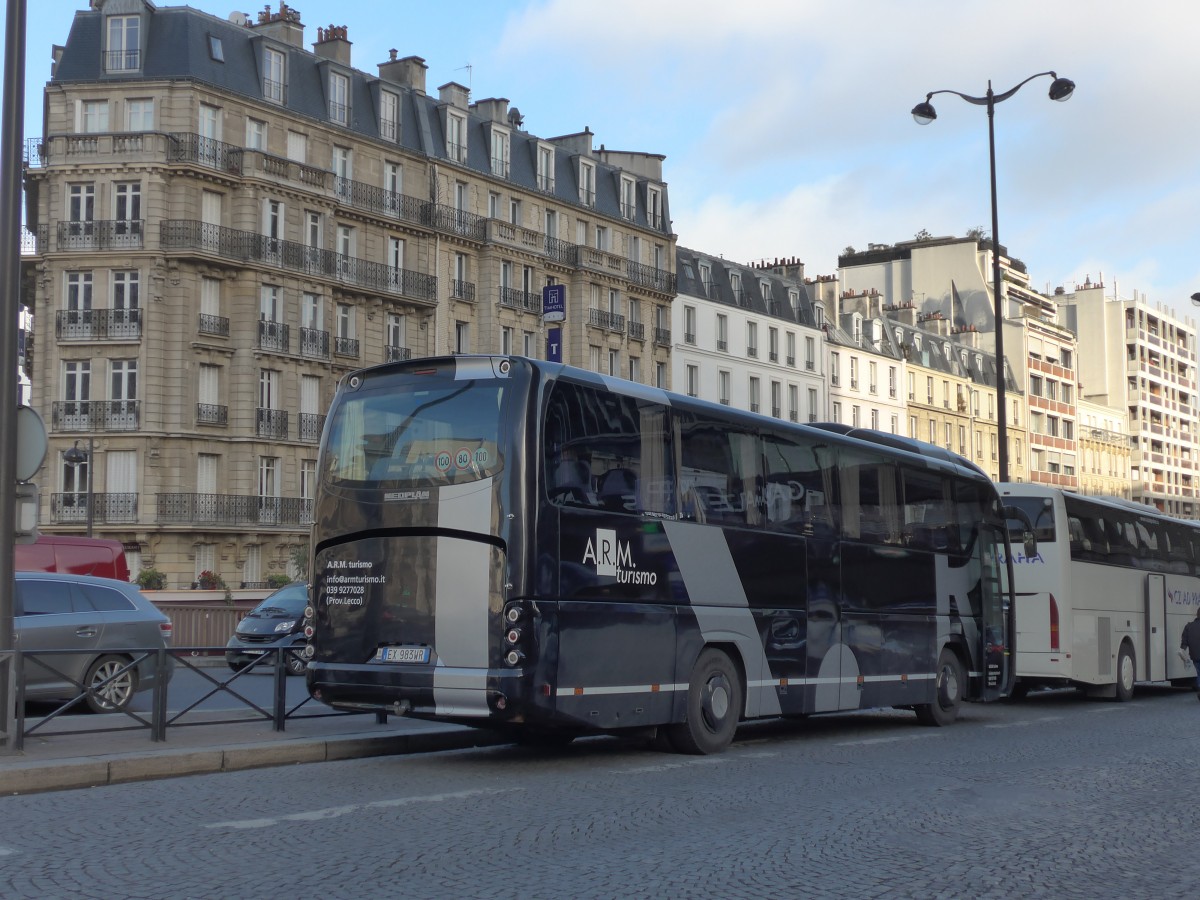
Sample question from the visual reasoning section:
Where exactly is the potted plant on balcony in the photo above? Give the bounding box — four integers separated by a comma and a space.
195, 570, 226, 591
136, 567, 166, 590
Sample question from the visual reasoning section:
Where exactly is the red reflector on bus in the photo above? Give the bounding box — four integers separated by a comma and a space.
574, 687, 584, 696
1049, 593, 1060, 652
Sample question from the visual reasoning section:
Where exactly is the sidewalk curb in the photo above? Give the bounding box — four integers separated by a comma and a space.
0, 729, 511, 796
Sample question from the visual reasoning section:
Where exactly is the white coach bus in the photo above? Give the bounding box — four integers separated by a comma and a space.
998, 483, 1199, 700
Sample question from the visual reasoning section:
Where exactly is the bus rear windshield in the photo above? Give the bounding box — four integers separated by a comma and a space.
324, 377, 506, 488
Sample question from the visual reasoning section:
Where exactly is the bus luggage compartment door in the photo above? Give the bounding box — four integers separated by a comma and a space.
1145, 573, 1166, 682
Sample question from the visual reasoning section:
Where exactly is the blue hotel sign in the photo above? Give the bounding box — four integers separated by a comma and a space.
542, 284, 565, 323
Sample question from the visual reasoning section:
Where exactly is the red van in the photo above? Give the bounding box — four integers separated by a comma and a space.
14, 535, 131, 582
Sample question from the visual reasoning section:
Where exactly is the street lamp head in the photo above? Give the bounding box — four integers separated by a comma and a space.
1191, 292, 1200, 306
911, 99, 937, 125
63, 439, 88, 466
1048, 75, 1075, 102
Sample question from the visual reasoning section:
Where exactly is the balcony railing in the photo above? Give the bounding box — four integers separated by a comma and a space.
167, 133, 244, 176
334, 177, 427, 227
298, 412, 325, 443
257, 320, 290, 353
256, 408, 288, 439
544, 235, 577, 266
157, 493, 313, 526
104, 50, 141, 72
51, 492, 138, 524
335, 336, 360, 358
51, 400, 140, 432
451, 280, 476, 302
425, 204, 486, 241
300, 327, 330, 359
654, 327, 671, 346
160, 220, 438, 303
588, 308, 626, 332
56, 308, 142, 341
627, 260, 676, 295
53, 219, 144, 251
196, 403, 228, 426
628, 321, 645, 341
499, 287, 541, 313
385, 345, 412, 362
198, 313, 229, 337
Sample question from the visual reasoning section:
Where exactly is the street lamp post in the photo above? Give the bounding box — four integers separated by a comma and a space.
912, 72, 1075, 483
63, 438, 94, 538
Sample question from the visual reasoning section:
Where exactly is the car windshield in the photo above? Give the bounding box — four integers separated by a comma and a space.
252, 584, 307, 616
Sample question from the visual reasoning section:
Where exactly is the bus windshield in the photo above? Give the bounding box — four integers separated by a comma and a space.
323, 376, 506, 489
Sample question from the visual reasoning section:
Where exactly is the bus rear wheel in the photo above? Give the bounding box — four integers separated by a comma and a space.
667, 648, 742, 755
1115, 643, 1135, 702
916, 648, 964, 727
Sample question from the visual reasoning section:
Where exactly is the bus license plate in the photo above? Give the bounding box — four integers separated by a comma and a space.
375, 646, 430, 664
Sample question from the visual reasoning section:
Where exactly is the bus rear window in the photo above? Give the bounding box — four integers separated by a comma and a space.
324, 379, 506, 488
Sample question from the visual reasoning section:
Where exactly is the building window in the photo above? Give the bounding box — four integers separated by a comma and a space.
329, 72, 350, 125
684, 306, 696, 344
747, 322, 758, 358
264, 48, 285, 103
446, 112, 466, 162
620, 175, 636, 220
749, 377, 761, 413
380, 90, 400, 142
808, 388, 818, 422
490, 128, 510, 178
656, 362, 667, 389
686, 365, 699, 398
208, 35, 224, 62
246, 117, 267, 150
579, 160, 596, 207
537, 144, 555, 192
501, 326, 514, 356
608, 349, 619, 377
81, 100, 109, 134
629, 356, 641, 383
126, 98, 153, 132
719, 370, 731, 405
716, 314, 728, 351
647, 186, 662, 228
455, 321, 469, 353
286, 130, 306, 163
106, 14, 140, 72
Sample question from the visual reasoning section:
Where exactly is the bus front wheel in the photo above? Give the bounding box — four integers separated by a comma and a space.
916, 648, 964, 727
1115, 643, 1135, 702
668, 648, 742, 755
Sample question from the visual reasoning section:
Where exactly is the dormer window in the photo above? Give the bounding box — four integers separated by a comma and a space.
264, 48, 285, 103
208, 35, 224, 63
537, 143, 555, 192
106, 14, 140, 72
380, 90, 400, 142
446, 111, 466, 162
620, 175, 636, 220
647, 185, 662, 229
852, 314, 863, 343
490, 127, 510, 178
329, 72, 350, 125
579, 160, 596, 208
789, 289, 800, 313
814, 303, 826, 329
943, 342, 952, 360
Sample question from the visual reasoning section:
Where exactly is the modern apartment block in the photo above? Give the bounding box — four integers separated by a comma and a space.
1075, 397, 1133, 499
1057, 282, 1199, 516
22, 0, 676, 586
672, 250, 825, 424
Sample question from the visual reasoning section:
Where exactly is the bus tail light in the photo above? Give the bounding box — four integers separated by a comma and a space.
1049, 593, 1060, 652
505, 628, 522, 645
505, 649, 525, 666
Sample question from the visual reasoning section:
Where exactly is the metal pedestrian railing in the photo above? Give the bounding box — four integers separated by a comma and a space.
11, 646, 379, 751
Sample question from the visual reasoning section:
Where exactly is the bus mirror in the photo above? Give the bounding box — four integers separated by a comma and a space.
1023, 531, 1037, 559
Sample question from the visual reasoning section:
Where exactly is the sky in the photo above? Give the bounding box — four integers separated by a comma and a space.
11, 0, 1200, 320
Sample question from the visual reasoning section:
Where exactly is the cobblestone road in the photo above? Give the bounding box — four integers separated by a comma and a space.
3, 687, 1198, 898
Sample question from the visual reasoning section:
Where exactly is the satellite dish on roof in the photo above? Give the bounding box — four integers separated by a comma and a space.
229, 10, 250, 26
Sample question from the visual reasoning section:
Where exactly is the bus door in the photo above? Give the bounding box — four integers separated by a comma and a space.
1145, 574, 1167, 682
979, 522, 1012, 701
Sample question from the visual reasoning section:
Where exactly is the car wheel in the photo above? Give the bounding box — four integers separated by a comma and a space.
284, 646, 308, 676
915, 647, 964, 726
667, 648, 743, 755
84, 654, 138, 714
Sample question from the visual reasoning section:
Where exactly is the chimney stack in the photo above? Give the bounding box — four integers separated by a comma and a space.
251, 2, 304, 48
378, 52, 427, 94
314, 24, 351, 65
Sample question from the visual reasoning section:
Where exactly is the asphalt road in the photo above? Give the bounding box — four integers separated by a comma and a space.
3, 685, 1199, 898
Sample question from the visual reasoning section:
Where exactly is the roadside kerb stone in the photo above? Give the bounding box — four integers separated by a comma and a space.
109, 749, 225, 785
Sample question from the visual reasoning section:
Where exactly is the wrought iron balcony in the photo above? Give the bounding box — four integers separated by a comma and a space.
256, 407, 288, 439
196, 403, 228, 426
51, 400, 139, 432
543, 235, 578, 266
299, 412, 325, 443
160, 220, 438, 303
56, 308, 142, 341
499, 287, 541, 313
451, 280, 476, 302
105, 49, 140, 72
51, 492, 138, 524
335, 336, 360, 358
654, 327, 671, 346
157, 493, 313, 526
385, 344, 412, 362
424, 204, 486, 241
257, 320, 290, 353
333, 177, 427, 226
300, 327, 330, 359
628, 321, 646, 341
627, 260, 676, 295
167, 133, 244, 176
54, 219, 144, 251
588, 308, 625, 332
199, 313, 229, 337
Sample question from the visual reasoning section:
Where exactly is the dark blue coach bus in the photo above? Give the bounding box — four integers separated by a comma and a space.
304, 356, 1016, 753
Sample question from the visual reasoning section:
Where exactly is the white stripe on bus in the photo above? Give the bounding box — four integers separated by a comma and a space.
555, 672, 943, 697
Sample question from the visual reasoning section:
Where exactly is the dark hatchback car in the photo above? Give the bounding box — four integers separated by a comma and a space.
15, 571, 174, 713
225, 582, 309, 676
